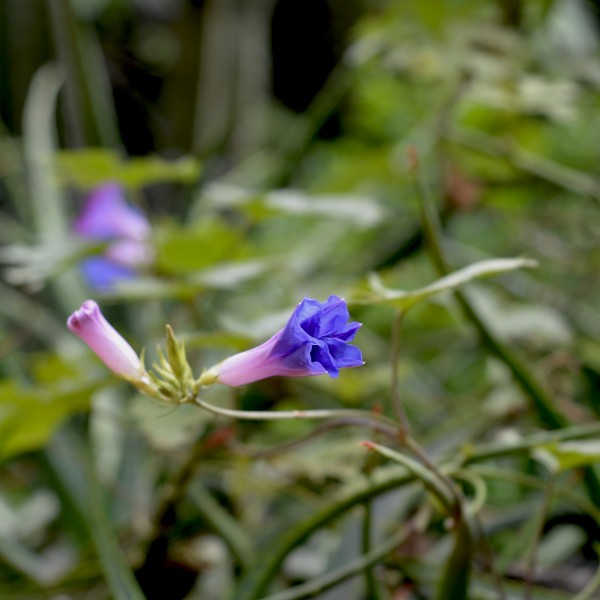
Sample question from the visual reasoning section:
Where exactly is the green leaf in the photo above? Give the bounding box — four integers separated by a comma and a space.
101, 259, 267, 301
0, 379, 97, 461
205, 184, 384, 228
56, 148, 201, 188
435, 518, 474, 600
535, 441, 600, 472
353, 257, 538, 311
155, 220, 245, 275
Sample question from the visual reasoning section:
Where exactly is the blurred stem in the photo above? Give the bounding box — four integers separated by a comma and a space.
390, 310, 409, 437
230, 0, 276, 162
411, 153, 600, 507
232, 471, 416, 600
415, 158, 563, 420
231, 419, 600, 600
364, 442, 477, 599
22, 63, 66, 243
86, 461, 146, 600
193, 0, 237, 156
22, 62, 87, 314
451, 470, 487, 517
265, 67, 354, 188
47, 0, 119, 148
361, 501, 388, 600
497, 0, 522, 27
524, 475, 554, 600
138, 430, 212, 589
435, 517, 474, 600
464, 421, 600, 464
363, 441, 454, 512
260, 521, 414, 600
388, 308, 466, 515
145, 432, 207, 544
44, 430, 145, 599
573, 561, 600, 600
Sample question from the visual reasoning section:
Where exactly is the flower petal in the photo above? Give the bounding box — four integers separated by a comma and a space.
316, 295, 349, 337
272, 298, 321, 356
325, 338, 364, 368
309, 341, 339, 377
333, 321, 362, 342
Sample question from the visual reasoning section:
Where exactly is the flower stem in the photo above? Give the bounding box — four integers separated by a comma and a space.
390, 309, 410, 439
191, 395, 398, 428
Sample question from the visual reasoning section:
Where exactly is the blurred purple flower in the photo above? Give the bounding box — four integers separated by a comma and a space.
75, 183, 153, 290
74, 183, 150, 241
79, 258, 137, 291
67, 299, 143, 379
210, 296, 363, 387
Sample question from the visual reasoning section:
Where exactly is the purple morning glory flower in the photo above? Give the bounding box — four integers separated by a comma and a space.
208, 296, 364, 387
74, 183, 150, 242
67, 300, 143, 379
74, 183, 153, 290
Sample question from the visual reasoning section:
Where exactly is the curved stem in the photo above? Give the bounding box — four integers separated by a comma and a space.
450, 469, 487, 517
192, 395, 398, 428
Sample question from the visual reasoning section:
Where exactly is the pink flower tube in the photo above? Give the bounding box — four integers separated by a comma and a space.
67, 300, 143, 379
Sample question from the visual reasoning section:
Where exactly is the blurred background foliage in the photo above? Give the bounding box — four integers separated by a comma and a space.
2, 0, 600, 598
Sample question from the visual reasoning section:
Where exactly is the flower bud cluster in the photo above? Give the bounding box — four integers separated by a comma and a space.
146, 326, 199, 402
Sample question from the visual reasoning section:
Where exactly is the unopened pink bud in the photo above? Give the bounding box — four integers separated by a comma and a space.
67, 300, 142, 379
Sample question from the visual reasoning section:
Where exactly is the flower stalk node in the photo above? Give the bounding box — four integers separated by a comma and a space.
149, 326, 197, 402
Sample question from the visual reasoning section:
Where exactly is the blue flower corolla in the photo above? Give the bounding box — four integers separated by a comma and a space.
80, 257, 137, 291
209, 296, 364, 387
74, 183, 154, 290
